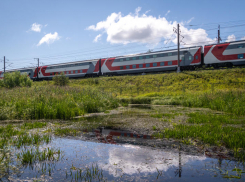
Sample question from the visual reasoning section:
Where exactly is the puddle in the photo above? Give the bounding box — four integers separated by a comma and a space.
1, 105, 245, 181
5, 129, 245, 181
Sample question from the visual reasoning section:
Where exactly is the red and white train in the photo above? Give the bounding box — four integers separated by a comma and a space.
1, 40, 245, 80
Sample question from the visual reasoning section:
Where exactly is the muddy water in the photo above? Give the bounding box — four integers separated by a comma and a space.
9, 131, 245, 182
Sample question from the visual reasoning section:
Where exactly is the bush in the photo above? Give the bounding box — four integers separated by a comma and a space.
2, 71, 32, 88
53, 72, 69, 86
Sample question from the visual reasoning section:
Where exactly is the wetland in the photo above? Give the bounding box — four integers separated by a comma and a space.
0, 104, 245, 181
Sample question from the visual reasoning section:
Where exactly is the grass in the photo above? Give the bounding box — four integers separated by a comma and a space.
21, 122, 47, 129
66, 164, 105, 182
187, 112, 243, 124
154, 110, 245, 161
17, 147, 61, 165
0, 86, 119, 120
13, 133, 51, 148
54, 128, 79, 136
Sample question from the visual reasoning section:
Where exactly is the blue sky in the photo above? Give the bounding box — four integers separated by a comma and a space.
1, 0, 245, 70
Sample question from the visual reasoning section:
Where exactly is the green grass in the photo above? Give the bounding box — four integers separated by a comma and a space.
13, 133, 51, 148
54, 128, 79, 136
0, 86, 119, 120
17, 147, 61, 165
187, 112, 243, 124
21, 122, 47, 129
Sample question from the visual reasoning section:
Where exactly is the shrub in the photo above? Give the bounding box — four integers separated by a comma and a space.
53, 72, 69, 86
2, 71, 32, 88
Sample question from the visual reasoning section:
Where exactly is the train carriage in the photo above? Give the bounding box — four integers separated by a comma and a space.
204, 40, 245, 68
101, 46, 202, 75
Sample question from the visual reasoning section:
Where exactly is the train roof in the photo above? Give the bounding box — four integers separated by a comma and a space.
205, 40, 245, 46
115, 46, 202, 59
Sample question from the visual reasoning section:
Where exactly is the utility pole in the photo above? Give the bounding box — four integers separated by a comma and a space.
177, 24, 180, 73
173, 24, 181, 73
34, 58, 39, 79
4, 56, 5, 73
218, 25, 222, 44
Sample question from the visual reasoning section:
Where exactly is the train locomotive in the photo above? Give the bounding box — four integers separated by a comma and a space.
1, 40, 245, 80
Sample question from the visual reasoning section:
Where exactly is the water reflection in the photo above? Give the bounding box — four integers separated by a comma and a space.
5, 128, 245, 181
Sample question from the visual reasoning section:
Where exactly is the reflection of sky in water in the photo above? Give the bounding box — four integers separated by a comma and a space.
14, 137, 245, 182
98, 145, 206, 177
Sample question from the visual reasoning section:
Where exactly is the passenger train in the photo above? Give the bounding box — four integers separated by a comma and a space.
1, 40, 245, 80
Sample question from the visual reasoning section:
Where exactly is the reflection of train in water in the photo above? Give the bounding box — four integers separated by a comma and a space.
1, 40, 245, 80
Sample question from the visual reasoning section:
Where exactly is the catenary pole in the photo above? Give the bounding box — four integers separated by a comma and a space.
177, 24, 180, 73
218, 25, 220, 44
4, 56, 5, 73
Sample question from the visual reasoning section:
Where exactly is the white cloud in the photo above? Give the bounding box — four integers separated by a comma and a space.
31, 23, 42, 32
44, 24, 48, 27
37, 32, 60, 46
165, 10, 170, 16
93, 34, 102, 42
226, 34, 236, 42
87, 7, 216, 46
98, 146, 206, 177
66, 37, 71, 40
187, 17, 194, 24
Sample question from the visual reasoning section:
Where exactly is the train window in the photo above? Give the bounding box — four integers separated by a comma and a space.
146, 63, 150, 67
75, 70, 78, 73
133, 65, 136, 68
168, 61, 172, 66
153, 63, 157, 67
189, 56, 192, 61
196, 55, 198, 60
153, 55, 157, 58
139, 64, 143, 68
139, 56, 143, 60
145, 56, 149, 59
238, 54, 244, 59
182, 56, 185, 61
132, 57, 136, 60
168, 53, 172, 56
50, 73, 52, 76
160, 62, 164, 66
120, 59, 123, 62
80, 70, 83, 73
126, 58, 130, 61
120, 66, 124, 70
126, 65, 130, 69
66, 71, 69, 74
238, 45, 244, 48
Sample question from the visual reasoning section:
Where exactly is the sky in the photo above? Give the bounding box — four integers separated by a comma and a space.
1, 0, 245, 70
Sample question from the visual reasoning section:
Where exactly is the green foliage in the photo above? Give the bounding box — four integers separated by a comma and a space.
187, 112, 242, 124
17, 147, 61, 165
1, 71, 32, 88
53, 72, 69, 86
21, 122, 47, 129
0, 86, 119, 120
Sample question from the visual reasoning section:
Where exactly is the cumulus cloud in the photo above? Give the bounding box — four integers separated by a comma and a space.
98, 146, 206, 177
226, 34, 236, 42
87, 7, 216, 46
165, 10, 170, 16
31, 23, 42, 32
94, 34, 102, 42
37, 32, 60, 46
